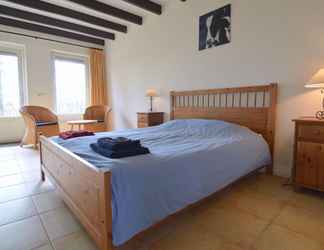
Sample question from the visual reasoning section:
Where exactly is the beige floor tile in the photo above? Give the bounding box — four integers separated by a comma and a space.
117, 241, 143, 250
0, 215, 49, 250
193, 207, 269, 249
18, 157, 41, 172
214, 188, 286, 221
147, 219, 244, 250
33, 244, 54, 250
0, 148, 16, 161
0, 173, 24, 188
0, 182, 31, 203
0, 197, 37, 226
252, 224, 323, 250
26, 179, 56, 195
274, 205, 324, 244
0, 160, 21, 177
140, 209, 197, 248
288, 189, 324, 213
14, 147, 39, 159
52, 230, 99, 250
230, 174, 261, 191
116, 211, 197, 250
23, 170, 42, 183
40, 206, 81, 240
237, 174, 293, 202
33, 191, 65, 213
0, 179, 53, 204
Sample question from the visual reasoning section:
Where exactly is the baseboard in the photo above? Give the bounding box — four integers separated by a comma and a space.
274, 163, 291, 178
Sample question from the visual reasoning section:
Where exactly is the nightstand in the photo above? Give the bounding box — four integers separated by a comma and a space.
292, 117, 324, 191
137, 112, 164, 128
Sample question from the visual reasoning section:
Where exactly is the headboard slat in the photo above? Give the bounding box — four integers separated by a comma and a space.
170, 83, 278, 174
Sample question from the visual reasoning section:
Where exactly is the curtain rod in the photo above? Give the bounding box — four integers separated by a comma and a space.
0, 29, 104, 51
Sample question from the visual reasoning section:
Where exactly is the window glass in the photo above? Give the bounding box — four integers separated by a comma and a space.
0, 52, 23, 117
54, 55, 88, 114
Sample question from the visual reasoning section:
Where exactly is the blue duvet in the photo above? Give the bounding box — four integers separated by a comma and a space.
52, 119, 271, 246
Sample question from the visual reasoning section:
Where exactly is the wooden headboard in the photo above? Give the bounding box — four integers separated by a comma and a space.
170, 83, 278, 174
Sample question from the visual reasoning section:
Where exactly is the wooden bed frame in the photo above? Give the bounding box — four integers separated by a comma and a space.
39, 83, 277, 250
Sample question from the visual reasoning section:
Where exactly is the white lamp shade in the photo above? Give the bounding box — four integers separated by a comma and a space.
146, 89, 158, 97
305, 69, 324, 88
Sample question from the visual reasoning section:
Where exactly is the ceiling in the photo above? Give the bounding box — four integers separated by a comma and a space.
0, 0, 165, 48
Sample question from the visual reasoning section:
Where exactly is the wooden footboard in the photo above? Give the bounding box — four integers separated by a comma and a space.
39, 136, 113, 250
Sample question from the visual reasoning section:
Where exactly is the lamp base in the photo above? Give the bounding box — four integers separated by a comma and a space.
315, 111, 324, 120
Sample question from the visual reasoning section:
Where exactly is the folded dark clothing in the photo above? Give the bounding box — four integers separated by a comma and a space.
90, 143, 150, 159
97, 137, 141, 151
59, 130, 94, 140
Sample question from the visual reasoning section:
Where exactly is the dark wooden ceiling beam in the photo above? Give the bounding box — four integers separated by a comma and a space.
122, 0, 162, 15
0, 16, 105, 46
6, 0, 127, 33
67, 0, 143, 25
0, 5, 115, 40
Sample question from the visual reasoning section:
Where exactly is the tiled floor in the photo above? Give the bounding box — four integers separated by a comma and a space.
1, 146, 324, 250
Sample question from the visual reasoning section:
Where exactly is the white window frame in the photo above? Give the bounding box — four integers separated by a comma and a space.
51, 51, 90, 116
0, 42, 27, 118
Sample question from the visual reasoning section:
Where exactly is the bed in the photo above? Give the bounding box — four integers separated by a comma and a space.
40, 83, 277, 250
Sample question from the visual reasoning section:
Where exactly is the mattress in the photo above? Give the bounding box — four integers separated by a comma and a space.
52, 119, 271, 246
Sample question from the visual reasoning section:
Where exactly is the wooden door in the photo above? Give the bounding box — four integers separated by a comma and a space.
296, 142, 320, 188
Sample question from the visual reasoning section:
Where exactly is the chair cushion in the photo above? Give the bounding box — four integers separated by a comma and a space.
36, 121, 58, 127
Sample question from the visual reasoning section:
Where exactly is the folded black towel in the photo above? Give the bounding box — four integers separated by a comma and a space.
90, 143, 150, 159
97, 137, 141, 151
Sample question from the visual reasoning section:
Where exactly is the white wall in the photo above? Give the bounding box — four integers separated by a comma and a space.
107, 0, 324, 177
0, 30, 89, 143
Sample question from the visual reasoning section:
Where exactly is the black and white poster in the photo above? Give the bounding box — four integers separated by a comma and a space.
199, 4, 231, 51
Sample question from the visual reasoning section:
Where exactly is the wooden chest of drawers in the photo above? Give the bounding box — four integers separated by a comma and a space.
137, 112, 164, 128
293, 118, 324, 191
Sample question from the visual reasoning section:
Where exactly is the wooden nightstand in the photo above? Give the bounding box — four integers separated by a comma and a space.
292, 117, 324, 191
137, 112, 164, 128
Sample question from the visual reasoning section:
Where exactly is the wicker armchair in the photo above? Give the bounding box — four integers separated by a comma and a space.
83, 105, 111, 132
20, 106, 60, 147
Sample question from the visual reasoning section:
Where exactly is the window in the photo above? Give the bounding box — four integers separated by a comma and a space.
0, 48, 25, 117
53, 53, 89, 114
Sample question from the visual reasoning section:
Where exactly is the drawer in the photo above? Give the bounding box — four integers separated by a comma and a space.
138, 122, 148, 128
295, 142, 320, 188
137, 114, 148, 122
149, 115, 163, 123
298, 125, 324, 141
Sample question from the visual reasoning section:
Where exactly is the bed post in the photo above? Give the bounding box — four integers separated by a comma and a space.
266, 83, 278, 175
39, 133, 46, 181
170, 91, 175, 120
99, 172, 114, 250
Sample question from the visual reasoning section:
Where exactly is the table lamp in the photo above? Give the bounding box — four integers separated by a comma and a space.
305, 68, 324, 119
146, 89, 157, 112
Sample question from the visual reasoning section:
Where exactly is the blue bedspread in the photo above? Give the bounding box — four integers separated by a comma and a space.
52, 119, 271, 246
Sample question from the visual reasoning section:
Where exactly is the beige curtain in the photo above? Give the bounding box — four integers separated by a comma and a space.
90, 49, 108, 105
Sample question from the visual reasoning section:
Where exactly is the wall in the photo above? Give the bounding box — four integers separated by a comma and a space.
107, 0, 324, 177
0, 30, 89, 143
